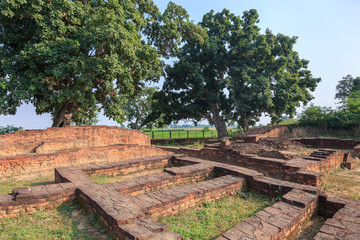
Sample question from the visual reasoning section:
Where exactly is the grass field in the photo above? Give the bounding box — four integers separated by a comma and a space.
159, 192, 275, 240
0, 202, 112, 240
0, 175, 54, 195
143, 128, 240, 139
324, 157, 360, 201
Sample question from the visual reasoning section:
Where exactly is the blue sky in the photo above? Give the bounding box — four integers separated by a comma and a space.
1, 0, 360, 129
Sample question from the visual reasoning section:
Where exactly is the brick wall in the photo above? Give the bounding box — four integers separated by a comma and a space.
354, 144, 360, 158
160, 146, 347, 186
0, 144, 168, 179
0, 182, 77, 220
0, 126, 150, 156
293, 137, 360, 149
243, 125, 289, 143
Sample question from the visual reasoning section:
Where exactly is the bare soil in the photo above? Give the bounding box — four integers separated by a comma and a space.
295, 215, 326, 240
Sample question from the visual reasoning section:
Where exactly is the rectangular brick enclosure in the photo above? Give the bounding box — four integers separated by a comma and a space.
0, 126, 167, 178
1, 126, 359, 240
0, 125, 151, 156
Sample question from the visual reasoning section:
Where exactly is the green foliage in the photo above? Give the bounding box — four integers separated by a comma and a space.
0, 0, 205, 126
299, 91, 360, 130
0, 125, 23, 134
335, 75, 360, 101
345, 90, 360, 115
298, 105, 333, 127
154, 9, 320, 138
124, 85, 165, 130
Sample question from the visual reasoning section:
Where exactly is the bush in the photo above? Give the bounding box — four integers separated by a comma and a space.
0, 125, 24, 134
298, 100, 360, 130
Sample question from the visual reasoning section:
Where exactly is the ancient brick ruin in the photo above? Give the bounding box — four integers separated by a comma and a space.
1, 125, 359, 239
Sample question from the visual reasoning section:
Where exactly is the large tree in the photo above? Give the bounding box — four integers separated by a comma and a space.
228, 15, 320, 130
156, 9, 320, 137
0, 0, 204, 127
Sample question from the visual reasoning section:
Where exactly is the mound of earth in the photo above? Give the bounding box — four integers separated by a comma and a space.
225, 137, 308, 160
234, 125, 287, 138
258, 137, 303, 150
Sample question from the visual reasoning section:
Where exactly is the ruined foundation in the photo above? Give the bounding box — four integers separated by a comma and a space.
0, 126, 359, 240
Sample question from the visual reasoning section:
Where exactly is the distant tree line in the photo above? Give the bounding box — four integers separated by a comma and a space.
298, 75, 360, 130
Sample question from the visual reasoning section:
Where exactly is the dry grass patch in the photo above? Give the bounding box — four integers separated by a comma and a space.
90, 168, 165, 184
324, 158, 360, 201
279, 147, 318, 159
295, 215, 326, 240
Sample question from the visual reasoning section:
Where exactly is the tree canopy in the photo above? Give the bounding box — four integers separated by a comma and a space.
155, 9, 320, 137
0, 0, 205, 127
124, 84, 165, 130
335, 74, 360, 101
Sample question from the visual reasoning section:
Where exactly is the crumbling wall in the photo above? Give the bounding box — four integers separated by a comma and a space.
0, 126, 150, 156
0, 144, 167, 179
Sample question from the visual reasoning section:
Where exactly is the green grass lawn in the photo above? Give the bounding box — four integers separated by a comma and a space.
0, 202, 112, 240
144, 130, 218, 139
0, 176, 55, 195
159, 192, 275, 240
143, 128, 241, 140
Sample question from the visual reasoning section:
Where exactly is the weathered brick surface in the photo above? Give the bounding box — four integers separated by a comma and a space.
106, 165, 216, 197
232, 125, 289, 143
218, 189, 318, 240
293, 137, 360, 149
0, 182, 76, 220
315, 197, 360, 240
354, 144, 360, 158
244, 125, 289, 143
0, 144, 167, 179
1, 125, 359, 240
1, 153, 324, 239
0, 125, 150, 156
161, 147, 347, 186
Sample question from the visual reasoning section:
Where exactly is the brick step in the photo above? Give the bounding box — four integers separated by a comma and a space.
104, 164, 215, 196
80, 155, 173, 174
120, 217, 182, 240
164, 163, 214, 176
309, 154, 329, 158
135, 175, 245, 218
303, 157, 323, 162
314, 201, 360, 239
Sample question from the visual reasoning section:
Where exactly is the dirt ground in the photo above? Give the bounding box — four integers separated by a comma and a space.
227, 138, 314, 160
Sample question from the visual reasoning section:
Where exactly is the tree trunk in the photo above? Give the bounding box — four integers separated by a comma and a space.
241, 116, 250, 132
209, 105, 228, 139
52, 102, 76, 127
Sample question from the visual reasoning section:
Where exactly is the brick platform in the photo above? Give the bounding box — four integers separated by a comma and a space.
1, 154, 328, 239
0, 125, 150, 156
218, 189, 318, 240
160, 146, 349, 186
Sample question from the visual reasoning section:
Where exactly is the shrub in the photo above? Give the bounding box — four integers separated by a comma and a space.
0, 125, 23, 134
